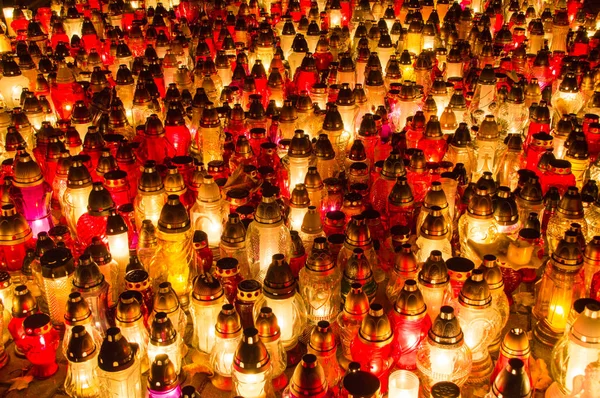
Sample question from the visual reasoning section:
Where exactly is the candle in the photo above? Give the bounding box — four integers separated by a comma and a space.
388, 370, 419, 398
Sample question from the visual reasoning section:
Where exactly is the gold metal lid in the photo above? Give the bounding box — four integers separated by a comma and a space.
13, 151, 43, 187
381, 150, 406, 179
423, 182, 448, 210
467, 185, 494, 218
64, 292, 92, 325
428, 306, 464, 347
393, 244, 418, 273
153, 282, 180, 314
290, 183, 310, 207
301, 206, 323, 235
150, 311, 177, 345
73, 253, 105, 290
289, 354, 329, 397
11, 284, 37, 318
221, 213, 246, 247
215, 303, 242, 338
192, 273, 224, 303
479, 254, 504, 291
458, 269, 492, 308
0, 204, 32, 245
344, 214, 372, 247
116, 291, 143, 324
306, 237, 335, 273
552, 230, 584, 269
263, 254, 297, 299
309, 320, 336, 354
41, 246, 75, 279
358, 303, 393, 346
344, 283, 370, 317
500, 328, 530, 358
148, 354, 179, 392
418, 251, 449, 286
67, 325, 97, 363
87, 182, 115, 216
490, 358, 532, 398
158, 195, 190, 233
570, 303, 600, 344
233, 327, 270, 374
256, 307, 281, 343
420, 206, 448, 238
388, 177, 414, 206
255, 191, 282, 224
393, 279, 427, 319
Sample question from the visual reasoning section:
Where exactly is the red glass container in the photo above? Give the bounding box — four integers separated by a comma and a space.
21, 313, 60, 379
214, 257, 244, 304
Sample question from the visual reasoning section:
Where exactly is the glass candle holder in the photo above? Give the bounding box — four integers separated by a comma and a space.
147, 354, 181, 398
115, 291, 150, 373
156, 195, 193, 307
152, 282, 187, 340
232, 327, 275, 398
282, 353, 330, 398
98, 327, 142, 398
41, 246, 75, 327
490, 328, 531, 387
190, 175, 228, 253
307, 320, 344, 390
65, 325, 100, 398
418, 251, 452, 322
72, 254, 111, 334
388, 280, 432, 370
8, 284, 37, 358
63, 159, 93, 235
148, 312, 182, 375
190, 273, 226, 353
254, 254, 307, 354
22, 313, 60, 379
62, 291, 103, 359
415, 306, 473, 395
386, 244, 419, 303
210, 303, 243, 391
255, 307, 288, 390
299, 237, 342, 327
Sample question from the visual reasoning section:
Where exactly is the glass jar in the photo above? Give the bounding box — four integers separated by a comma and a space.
64, 325, 100, 398
189, 274, 226, 353
97, 327, 143, 398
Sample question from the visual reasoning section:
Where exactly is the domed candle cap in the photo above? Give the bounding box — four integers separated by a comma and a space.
393, 244, 418, 273
150, 312, 177, 345
64, 292, 92, 325
458, 269, 492, 308
233, 327, 270, 373
0, 204, 32, 244
420, 206, 448, 238
419, 251, 449, 286
41, 247, 75, 279
290, 354, 328, 397
24, 313, 52, 337
584, 236, 600, 264
301, 206, 323, 234
306, 237, 335, 273
429, 306, 464, 347
158, 195, 190, 233
98, 327, 136, 372
342, 366, 381, 397
500, 328, 531, 358
423, 182, 448, 209
381, 151, 406, 179
87, 182, 115, 216
467, 185, 494, 218
389, 177, 414, 206
85, 237, 112, 264
263, 254, 296, 299
479, 254, 504, 290
148, 354, 179, 391
73, 254, 105, 289
255, 191, 282, 224
11, 284, 37, 318
153, 282, 180, 314
13, 151, 43, 187
290, 183, 310, 207
309, 321, 336, 353
557, 186, 584, 218
344, 283, 370, 317
570, 302, 600, 344
344, 215, 372, 247
344, 248, 373, 280
358, 303, 393, 345
67, 325, 97, 363
255, 307, 281, 343
394, 279, 427, 319
491, 358, 532, 398
116, 291, 143, 323
221, 214, 246, 247
191, 272, 224, 303
215, 304, 242, 338
288, 130, 312, 157
552, 230, 584, 268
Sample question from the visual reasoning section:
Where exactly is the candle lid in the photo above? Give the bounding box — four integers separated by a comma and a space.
11, 284, 37, 318
233, 327, 270, 374
148, 354, 179, 392
490, 358, 532, 398
393, 244, 418, 273
342, 368, 381, 397
309, 321, 337, 353
13, 151, 44, 187
41, 247, 75, 278
215, 304, 242, 338
85, 237, 113, 264
358, 303, 393, 346
344, 283, 370, 317
571, 303, 600, 345
263, 254, 297, 299
255, 191, 283, 224
236, 279, 262, 303
154, 282, 180, 314
289, 354, 329, 397
67, 325, 97, 363
419, 251, 449, 286
428, 306, 464, 347
65, 292, 92, 324
116, 291, 143, 323
99, 327, 137, 372
306, 237, 335, 273
394, 279, 427, 319
381, 151, 406, 179
191, 273, 224, 303
158, 195, 191, 233
150, 312, 178, 345
255, 307, 281, 342
500, 328, 531, 358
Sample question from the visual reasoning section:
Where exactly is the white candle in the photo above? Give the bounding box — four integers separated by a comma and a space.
388, 370, 419, 398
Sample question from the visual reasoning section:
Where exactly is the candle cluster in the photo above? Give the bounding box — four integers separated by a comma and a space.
0, 0, 598, 397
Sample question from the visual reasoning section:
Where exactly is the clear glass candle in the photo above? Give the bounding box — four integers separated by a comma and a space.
97, 327, 143, 398
231, 328, 275, 398
41, 246, 75, 327
190, 273, 226, 353
64, 326, 100, 398
210, 304, 243, 390
147, 312, 182, 374
388, 370, 419, 398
